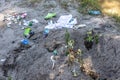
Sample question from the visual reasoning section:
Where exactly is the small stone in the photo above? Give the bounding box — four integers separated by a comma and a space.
59, 69, 64, 74
49, 73, 55, 80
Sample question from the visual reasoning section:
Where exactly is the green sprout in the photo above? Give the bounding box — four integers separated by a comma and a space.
94, 34, 99, 44
65, 29, 70, 45
85, 35, 93, 42
8, 76, 12, 80
68, 40, 74, 49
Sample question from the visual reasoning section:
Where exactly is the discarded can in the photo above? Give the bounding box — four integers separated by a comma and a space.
88, 10, 101, 15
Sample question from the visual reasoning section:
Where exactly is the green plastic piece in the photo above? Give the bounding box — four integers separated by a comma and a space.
53, 50, 58, 56
24, 27, 31, 36
44, 13, 56, 20
28, 21, 33, 26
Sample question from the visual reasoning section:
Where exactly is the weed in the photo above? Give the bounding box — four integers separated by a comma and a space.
77, 0, 101, 13
8, 76, 12, 80
85, 31, 93, 42
61, 1, 68, 9
65, 29, 70, 45
94, 34, 99, 44
112, 14, 120, 23
85, 35, 93, 42
68, 40, 74, 49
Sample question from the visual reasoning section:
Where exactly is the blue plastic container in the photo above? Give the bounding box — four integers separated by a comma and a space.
88, 10, 101, 15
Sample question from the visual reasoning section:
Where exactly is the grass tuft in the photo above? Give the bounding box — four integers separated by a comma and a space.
112, 14, 120, 22
77, 0, 101, 14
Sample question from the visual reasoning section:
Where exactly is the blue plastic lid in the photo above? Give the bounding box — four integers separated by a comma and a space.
21, 39, 29, 45
44, 28, 49, 34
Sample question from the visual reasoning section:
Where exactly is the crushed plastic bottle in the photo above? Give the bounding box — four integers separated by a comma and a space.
88, 10, 101, 15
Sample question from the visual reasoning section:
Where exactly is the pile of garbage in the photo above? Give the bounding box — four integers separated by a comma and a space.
1, 11, 110, 80
3, 12, 39, 29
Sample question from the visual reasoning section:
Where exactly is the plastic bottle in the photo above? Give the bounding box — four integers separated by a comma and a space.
88, 10, 101, 15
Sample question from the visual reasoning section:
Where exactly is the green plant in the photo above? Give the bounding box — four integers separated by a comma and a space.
85, 35, 93, 42
77, 0, 101, 13
112, 14, 120, 22
68, 40, 74, 49
65, 29, 70, 45
65, 50, 69, 56
8, 76, 12, 80
94, 34, 99, 44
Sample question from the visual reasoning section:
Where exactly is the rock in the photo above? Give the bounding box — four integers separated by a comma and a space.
0, 21, 5, 28
0, 14, 4, 21
44, 40, 64, 52
43, 0, 57, 8
49, 73, 55, 80
0, 75, 6, 80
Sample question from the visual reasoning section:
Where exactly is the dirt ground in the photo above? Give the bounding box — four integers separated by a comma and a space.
0, 0, 120, 80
